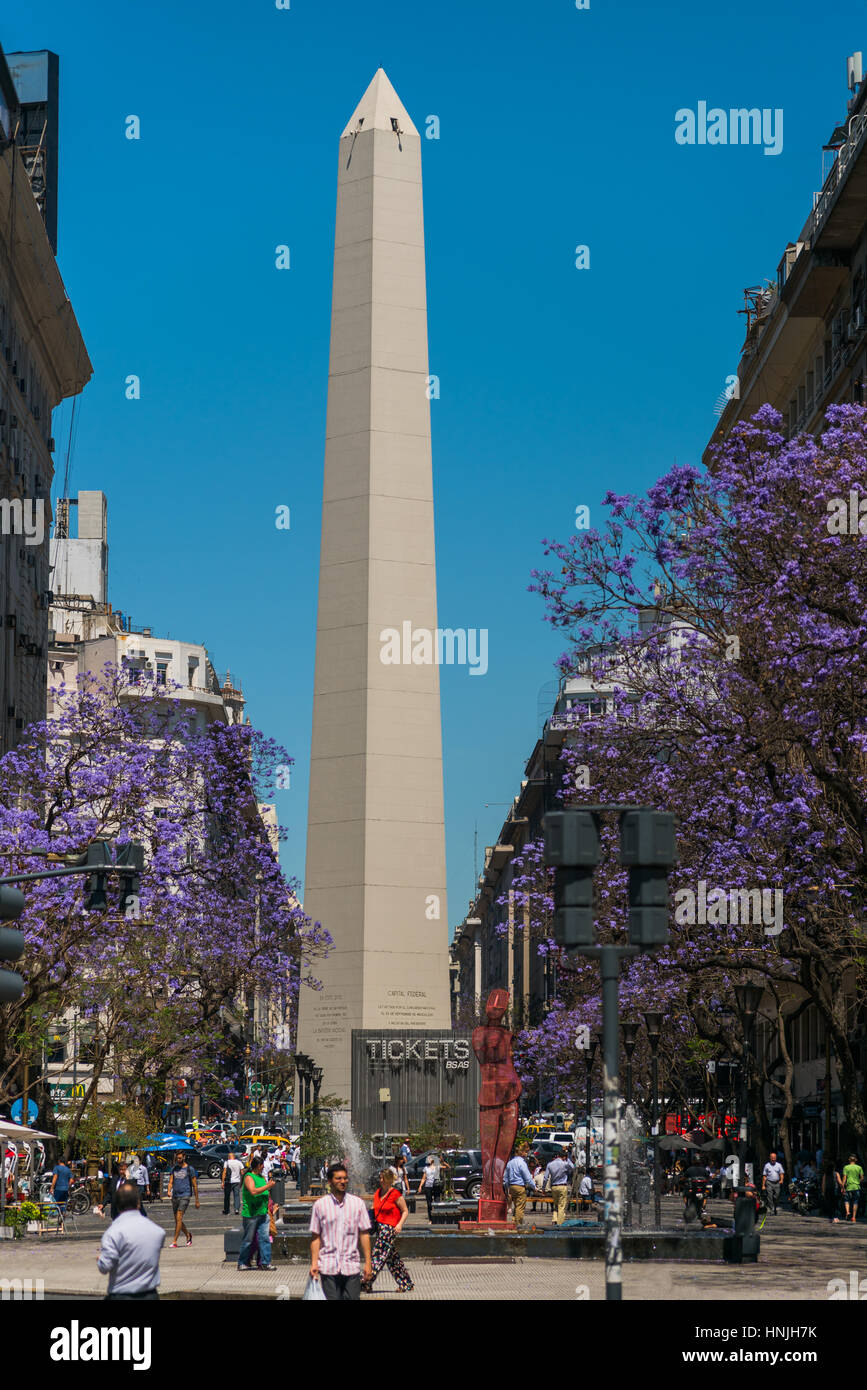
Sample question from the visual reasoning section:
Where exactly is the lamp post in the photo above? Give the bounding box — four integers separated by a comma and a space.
295, 1053, 312, 1196
643, 1012, 663, 1230
620, 1021, 639, 1227
734, 982, 763, 1186
311, 1065, 323, 1114
621, 1021, 639, 1107
586, 1035, 599, 1170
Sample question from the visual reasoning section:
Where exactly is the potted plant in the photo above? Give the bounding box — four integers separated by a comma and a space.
21, 1200, 42, 1234
2, 1201, 41, 1238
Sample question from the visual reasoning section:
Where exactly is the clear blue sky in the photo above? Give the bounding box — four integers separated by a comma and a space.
7, 0, 861, 932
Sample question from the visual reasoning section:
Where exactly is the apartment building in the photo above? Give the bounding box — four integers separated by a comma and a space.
0, 44, 91, 755
704, 49, 867, 1153
706, 50, 867, 457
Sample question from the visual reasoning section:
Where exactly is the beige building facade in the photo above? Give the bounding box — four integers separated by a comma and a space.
0, 50, 91, 755
299, 70, 451, 1106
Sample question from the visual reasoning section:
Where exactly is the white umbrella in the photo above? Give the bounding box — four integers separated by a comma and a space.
0, 1121, 56, 1140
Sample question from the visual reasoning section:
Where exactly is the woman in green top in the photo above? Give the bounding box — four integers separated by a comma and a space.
842, 1155, 863, 1223
238, 1155, 275, 1270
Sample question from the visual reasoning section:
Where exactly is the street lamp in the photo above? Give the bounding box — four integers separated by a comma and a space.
294, 1053, 313, 1196
620, 1021, 640, 1228
734, 982, 763, 1183
621, 1021, 639, 1107
643, 1011, 663, 1230
586, 1033, 601, 1168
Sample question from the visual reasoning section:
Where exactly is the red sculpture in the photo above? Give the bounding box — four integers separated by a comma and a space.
472, 987, 522, 1224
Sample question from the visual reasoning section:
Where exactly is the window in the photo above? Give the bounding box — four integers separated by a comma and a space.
78, 1030, 100, 1065
156, 662, 168, 686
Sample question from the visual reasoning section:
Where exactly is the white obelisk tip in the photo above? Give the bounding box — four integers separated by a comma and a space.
341, 67, 419, 138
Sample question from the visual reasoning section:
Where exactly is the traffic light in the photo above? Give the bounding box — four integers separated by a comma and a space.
619, 810, 677, 946
0, 885, 25, 1003
115, 841, 144, 916
542, 810, 601, 949
85, 840, 113, 910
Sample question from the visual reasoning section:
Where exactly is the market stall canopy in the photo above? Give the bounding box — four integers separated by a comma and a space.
140, 1134, 196, 1152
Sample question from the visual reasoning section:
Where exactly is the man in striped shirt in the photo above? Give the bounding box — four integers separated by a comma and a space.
309, 1163, 372, 1301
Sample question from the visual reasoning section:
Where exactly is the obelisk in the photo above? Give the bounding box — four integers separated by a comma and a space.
299, 70, 450, 1110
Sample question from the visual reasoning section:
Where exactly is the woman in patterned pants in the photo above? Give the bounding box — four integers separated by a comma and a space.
362, 1170, 414, 1293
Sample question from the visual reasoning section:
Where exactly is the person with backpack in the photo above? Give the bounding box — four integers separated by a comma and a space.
361, 1169, 413, 1293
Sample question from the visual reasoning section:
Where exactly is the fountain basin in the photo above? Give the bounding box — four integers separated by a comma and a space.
224, 1226, 751, 1263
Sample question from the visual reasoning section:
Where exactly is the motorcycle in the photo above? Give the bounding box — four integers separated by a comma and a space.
683, 1176, 709, 1223
790, 1176, 820, 1215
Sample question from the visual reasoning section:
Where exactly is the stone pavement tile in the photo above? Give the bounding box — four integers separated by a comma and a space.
3, 1204, 865, 1301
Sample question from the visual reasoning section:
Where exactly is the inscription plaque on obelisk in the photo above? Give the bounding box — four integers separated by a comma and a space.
299, 70, 451, 1107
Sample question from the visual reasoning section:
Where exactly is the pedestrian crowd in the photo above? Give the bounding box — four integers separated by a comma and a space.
36, 1125, 867, 1301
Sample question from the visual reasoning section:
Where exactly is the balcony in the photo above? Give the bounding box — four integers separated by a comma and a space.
806, 107, 867, 252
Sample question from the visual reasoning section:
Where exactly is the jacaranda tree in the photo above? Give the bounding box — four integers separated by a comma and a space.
521, 404, 867, 1163
0, 663, 330, 1151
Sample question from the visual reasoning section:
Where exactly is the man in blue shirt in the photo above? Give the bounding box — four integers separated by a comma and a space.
399, 1138, 412, 1161
545, 1153, 575, 1226
503, 1144, 536, 1228
50, 1159, 72, 1213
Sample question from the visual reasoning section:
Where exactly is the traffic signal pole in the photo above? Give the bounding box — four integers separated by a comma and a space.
543, 806, 677, 1304
0, 843, 144, 1012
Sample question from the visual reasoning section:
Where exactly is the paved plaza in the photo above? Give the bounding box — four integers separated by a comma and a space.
2, 1180, 865, 1300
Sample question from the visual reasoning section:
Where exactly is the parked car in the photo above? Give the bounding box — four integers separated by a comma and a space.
529, 1139, 573, 1167
547, 1131, 578, 1149
193, 1142, 254, 1180
393, 1149, 484, 1200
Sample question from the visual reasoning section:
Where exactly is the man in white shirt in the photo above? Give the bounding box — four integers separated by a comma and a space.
97, 1183, 165, 1299
578, 1170, 599, 1211
129, 1155, 150, 1205
762, 1153, 785, 1214
222, 1152, 244, 1215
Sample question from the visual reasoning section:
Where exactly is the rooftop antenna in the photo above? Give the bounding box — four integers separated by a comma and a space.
848, 51, 862, 93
